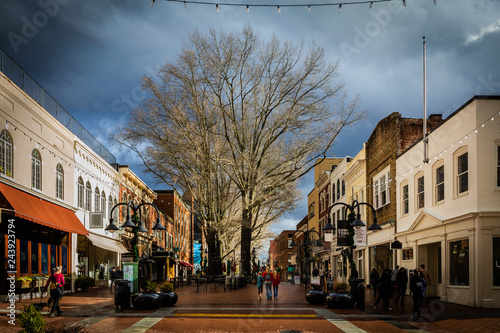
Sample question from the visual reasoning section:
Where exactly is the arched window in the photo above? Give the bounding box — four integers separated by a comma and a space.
31, 149, 42, 190
56, 164, 64, 200
77, 177, 84, 208
108, 195, 113, 220
0, 130, 13, 177
94, 187, 100, 212
85, 181, 92, 211
101, 191, 106, 214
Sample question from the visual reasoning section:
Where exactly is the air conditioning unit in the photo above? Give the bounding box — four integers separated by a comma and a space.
89, 212, 103, 228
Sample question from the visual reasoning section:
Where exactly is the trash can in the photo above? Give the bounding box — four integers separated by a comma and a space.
115, 279, 130, 311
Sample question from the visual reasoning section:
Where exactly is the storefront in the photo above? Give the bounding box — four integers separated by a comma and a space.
0, 182, 88, 294
369, 243, 393, 273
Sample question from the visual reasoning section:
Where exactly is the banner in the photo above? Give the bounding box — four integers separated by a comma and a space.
337, 220, 350, 246
354, 226, 367, 247
123, 262, 138, 293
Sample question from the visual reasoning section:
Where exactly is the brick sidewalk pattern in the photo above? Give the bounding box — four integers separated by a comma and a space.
1, 282, 500, 332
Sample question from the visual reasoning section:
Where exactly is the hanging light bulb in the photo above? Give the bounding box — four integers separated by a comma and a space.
308, 5, 311, 12
246, 5, 249, 13
184, 1, 187, 8
403, 0, 407, 6
216, 3, 219, 13
433, 0, 437, 4
277, 5, 280, 13
369, 2, 374, 9
338, 4, 342, 13
151, 0, 155, 7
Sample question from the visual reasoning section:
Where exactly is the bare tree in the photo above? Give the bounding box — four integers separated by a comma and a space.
186, 26, 366, 274
115, 25, 365, 275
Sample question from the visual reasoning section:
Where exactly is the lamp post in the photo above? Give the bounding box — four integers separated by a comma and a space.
105, 201, 166, 261
322, 200, 380, 309
289, 229, 323, 289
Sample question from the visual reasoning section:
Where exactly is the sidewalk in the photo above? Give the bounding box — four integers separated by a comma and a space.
1, 282, 499, 332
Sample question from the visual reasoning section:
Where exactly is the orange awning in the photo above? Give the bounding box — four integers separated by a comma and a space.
178, 260, 194, 268
0, 182, 88, 235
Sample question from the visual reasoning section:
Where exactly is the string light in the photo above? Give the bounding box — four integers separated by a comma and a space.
216, 3, 219, 13
162, 0, 415, 12
338, 4, 342, 13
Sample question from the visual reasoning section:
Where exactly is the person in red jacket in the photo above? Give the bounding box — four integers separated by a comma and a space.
272, 269, 281, 300
44, 266, 65, 317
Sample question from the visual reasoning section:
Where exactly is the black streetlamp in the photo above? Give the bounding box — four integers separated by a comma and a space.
105, 201, 166, 233
289, 229, 322, 288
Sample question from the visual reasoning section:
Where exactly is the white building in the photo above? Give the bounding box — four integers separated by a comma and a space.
395, 96, 500, 307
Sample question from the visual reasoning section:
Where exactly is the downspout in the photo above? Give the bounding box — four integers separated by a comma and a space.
423, 36, 429, 164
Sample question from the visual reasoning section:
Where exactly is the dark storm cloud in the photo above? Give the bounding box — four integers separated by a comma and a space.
1, 0, 500, 235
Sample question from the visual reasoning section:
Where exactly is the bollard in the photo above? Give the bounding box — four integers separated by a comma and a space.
356, 280, 365, 310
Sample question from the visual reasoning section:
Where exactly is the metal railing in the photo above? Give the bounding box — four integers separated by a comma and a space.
0, 48, 116, 165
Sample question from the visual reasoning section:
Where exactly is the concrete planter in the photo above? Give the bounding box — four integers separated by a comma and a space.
305, 289, 326, 305
158, 291, 178, 307
325, 292, 355, 309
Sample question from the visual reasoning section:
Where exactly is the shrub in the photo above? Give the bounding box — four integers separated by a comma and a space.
143, 280, 157, 292
19, 304, 46, 333
159, 282, 174, 293
75, 276, 95, 291
334, 282, 349, 292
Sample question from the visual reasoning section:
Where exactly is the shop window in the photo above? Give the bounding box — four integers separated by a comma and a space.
0, 129, 13, 178
31, 149, 42, 190
450, 239, 469, 285
373, 170, 390, 209
31, 241, 39, 274
77, 177, 84, 208
56, 164, 64, 200
50, 244, 57, 270
20, 239, 29, 274
41, 244, 48, 274
62, 246, 68, 274
493, 238, 500, 286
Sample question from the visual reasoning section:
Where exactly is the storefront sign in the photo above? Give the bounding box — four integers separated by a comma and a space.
337, 220, 350, 246
123, 263, 138, 293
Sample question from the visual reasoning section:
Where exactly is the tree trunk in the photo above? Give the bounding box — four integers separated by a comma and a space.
206, 231, 222, 275
240, 209, 252, 276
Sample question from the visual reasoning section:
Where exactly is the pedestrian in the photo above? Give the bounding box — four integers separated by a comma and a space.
419, 264, 431, 299
369, 268, 380, 297
391, 265, 399, 288
373, 269, 393, 310
312, 266, 319, 277
272, 269, 281, 300
394, 267, 408, 307
263, 267, 273, 300
109, 267, 117, 293
257, 271, 264, 300
44, 266, 65, 318
410, 269, 427, 319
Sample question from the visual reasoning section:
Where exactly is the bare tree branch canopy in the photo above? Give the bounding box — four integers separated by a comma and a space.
114, 25, 366, 275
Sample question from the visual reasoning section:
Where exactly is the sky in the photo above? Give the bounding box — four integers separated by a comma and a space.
1, 0, 500, 257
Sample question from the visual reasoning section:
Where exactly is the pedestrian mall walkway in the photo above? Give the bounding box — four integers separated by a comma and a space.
2, 282, 500, 332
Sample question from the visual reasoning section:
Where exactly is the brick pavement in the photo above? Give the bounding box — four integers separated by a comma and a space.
1, 281, 500, 332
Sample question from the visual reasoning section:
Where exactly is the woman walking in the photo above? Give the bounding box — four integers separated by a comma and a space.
272, 270, 281, 300
257, 271, 264, 300
410, 269, 427, 319
44, 266, 65, 317
373, 269, 393, 310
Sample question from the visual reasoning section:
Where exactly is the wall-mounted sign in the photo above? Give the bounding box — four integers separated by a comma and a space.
354, 226, 366, 247
402, 248, 414, 260
391, 240, 402, 249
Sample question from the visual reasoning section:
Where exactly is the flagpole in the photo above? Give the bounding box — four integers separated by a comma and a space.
423, 36, 429, 164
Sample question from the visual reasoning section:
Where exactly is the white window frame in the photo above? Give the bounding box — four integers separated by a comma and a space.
454, 147, 469, 197
434, 162, 445, 204
56, 164, 64, 200
0, 130, 13, 178
372, 167, 390, 209
94, 187, 100, 212
31, 149, 41, 190
416, 173, 425, 210
401, 181, 409, 216
85, 181, 92, 211
77, 177, 84, 208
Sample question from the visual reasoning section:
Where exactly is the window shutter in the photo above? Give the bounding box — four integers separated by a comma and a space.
90, 212, 103, 228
